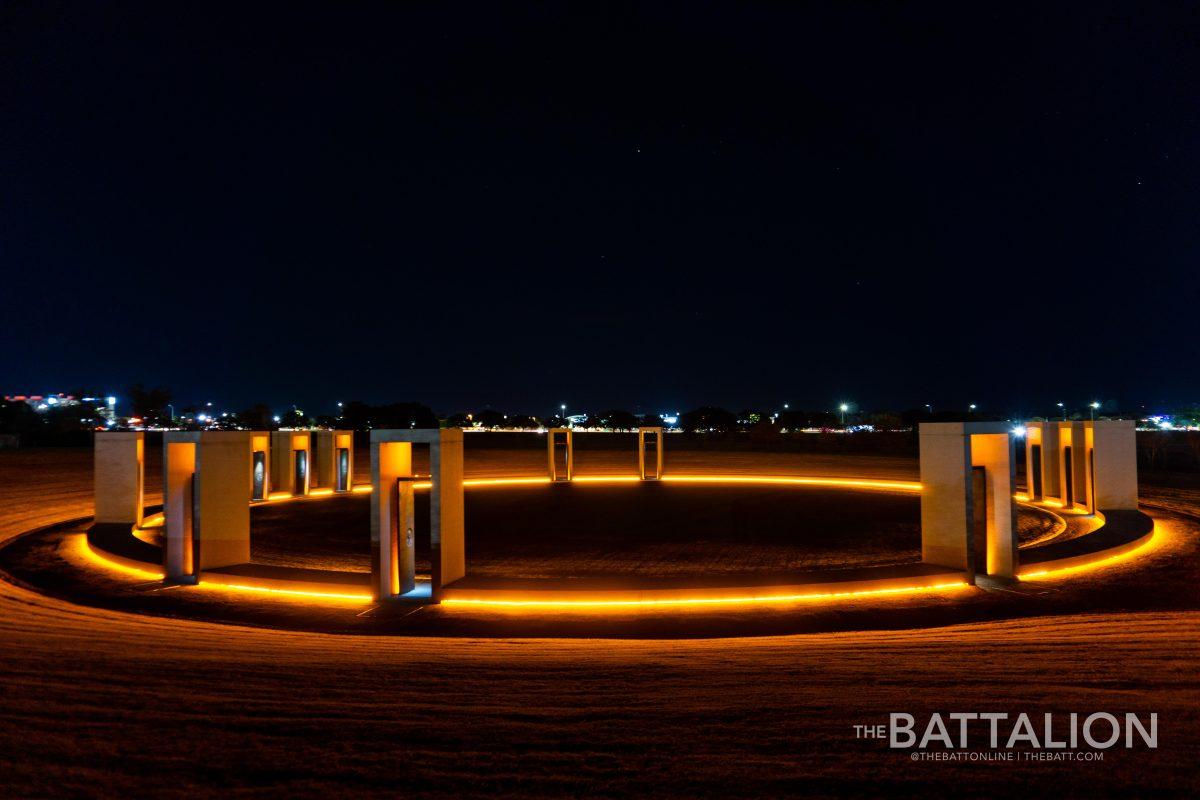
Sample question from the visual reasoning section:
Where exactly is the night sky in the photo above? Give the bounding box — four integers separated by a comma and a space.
3, 3, 1198, 418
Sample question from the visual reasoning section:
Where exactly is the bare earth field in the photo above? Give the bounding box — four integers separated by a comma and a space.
1, 447, 1198, 797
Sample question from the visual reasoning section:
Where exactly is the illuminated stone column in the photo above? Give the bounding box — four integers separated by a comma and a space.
270, 430, 311, 497
163, 434, 197, 582
1084, 420, 1138, 511
1023, 422, 1060, 502
370, 438, 413, 599
313, 430, 354, 492
94, 431, 144, 527
548, 428, 573, 481
1053, 421, 1090, 510
638, 426, 664, 480
919, 422, 1018, 583
370, 429, 465, 602
250, 433, 270, 501
431, 429, 465, 595
163, 431, 253, 582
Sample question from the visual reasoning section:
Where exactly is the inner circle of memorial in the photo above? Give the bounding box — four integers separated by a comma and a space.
246, 482, 1054, 579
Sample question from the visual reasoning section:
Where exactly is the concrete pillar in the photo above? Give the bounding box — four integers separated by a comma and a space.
638, 427, 664, 480
919, 422, 1018, 583
1053, 422, 1089, 510
1024, 422, 1060, 502
971, 432, 1018, 579
370, 429, 465, 602
432, 429, 465, 594
548, 428, 573, 481
94, 432, 144, 527
163, 432, 254, 582
370, 439, 413, 599
313, 430, 353, 492
270, 430, 311, 496
250, 433, 270, 501
1085, 420, 1139, 511
163, 437, 197, 581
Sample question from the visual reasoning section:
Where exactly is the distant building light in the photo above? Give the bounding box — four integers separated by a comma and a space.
106, 396, 116, 405
1012, 426, 1027, 438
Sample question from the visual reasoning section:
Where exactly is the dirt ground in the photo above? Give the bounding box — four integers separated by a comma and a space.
1, 447, 1198, 797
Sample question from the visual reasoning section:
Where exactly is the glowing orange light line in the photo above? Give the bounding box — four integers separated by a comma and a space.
462, 477, 552, 487
442, 581, 969, 609
80, 536, 165, 580
197, 582, 371, 602
81, 536, 370, 602
274, 475, 923, 497
1018, 527, 1159, 581
660, 475, 922, 492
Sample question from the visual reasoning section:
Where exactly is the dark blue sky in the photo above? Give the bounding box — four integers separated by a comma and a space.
3, 2, 1198, 418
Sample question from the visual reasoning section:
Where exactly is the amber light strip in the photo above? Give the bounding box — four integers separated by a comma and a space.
1017, 524, 1162, 581
197, 582, 372, 602
441, 581, 970, 610
659, 475, 922, 492
309, 475, 924, 495
80, 535, 165, 580
81, 534, 973, 609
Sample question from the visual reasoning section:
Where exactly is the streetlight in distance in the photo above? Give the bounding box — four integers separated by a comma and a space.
969, 403, 977, 414
1090, 401, 1100, 421
839, 403, 849, 427
1057, 402, 1065, 420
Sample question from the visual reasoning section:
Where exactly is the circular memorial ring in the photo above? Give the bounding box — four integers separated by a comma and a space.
76, 473, 1160, 612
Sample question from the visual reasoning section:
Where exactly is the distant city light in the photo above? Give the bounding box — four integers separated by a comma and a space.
1012, 425, 1027, 438
106, 396, 116, 405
